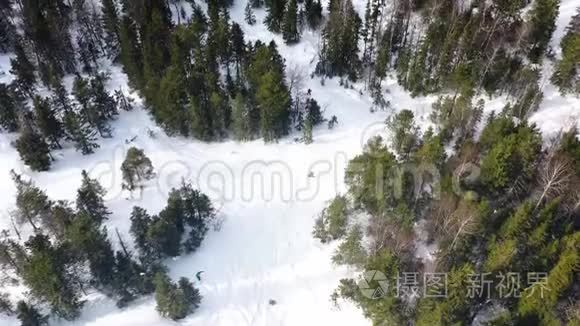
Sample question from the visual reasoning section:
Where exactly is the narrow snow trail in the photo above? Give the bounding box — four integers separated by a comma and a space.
1, 0, 579, 325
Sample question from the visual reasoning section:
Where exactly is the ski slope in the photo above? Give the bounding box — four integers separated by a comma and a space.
0, 0, 579, 325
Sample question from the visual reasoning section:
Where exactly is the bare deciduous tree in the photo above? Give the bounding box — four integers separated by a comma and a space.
535, 154, 574, 209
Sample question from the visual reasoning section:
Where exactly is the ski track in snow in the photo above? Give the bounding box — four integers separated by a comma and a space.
0, 0, 579, 325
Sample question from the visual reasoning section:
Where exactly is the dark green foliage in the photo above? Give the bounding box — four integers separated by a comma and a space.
20, 0, 76, 81
119, 16, 144, 89
480, 121, 542, 192
16, 301, 48, 326
331, 224, 366, 267
551, 9, 580, 95
10, 42, 36, 96
526, 0, 560, 63
121, 147, 155, 191
65, 212, 116, 289
317, 0, 362, 80
76, 170, 111, 224
14, 125, 51, 171
245, 2, 256, 25
63, 110, 99, 155
282, 0, 300, 44
101, 0, 121, 59
558, 127, 580, 174
313, 195, 349, 242
113, 249, 154, 307
304, 0, 323, 29
73, 74, 117, 138
247, 42, 292, 142
10, 171, 52, 232
386, 109, 419, 159
130, 182, 215, 259
33, 96, 63, 149
21, 234, 83, 320
345, 136, 397, 215
265, 0, 287, 33
0, 83, 20, 132
154, 272, 201, 320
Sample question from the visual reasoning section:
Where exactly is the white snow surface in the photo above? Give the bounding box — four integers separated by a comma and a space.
0, 0, 579, 325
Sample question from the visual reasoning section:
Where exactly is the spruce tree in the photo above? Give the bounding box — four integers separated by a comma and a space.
154, 272, 201, 320
317, 0, 362, 80
282, 0, 300, 44
33, 96, 63, 149
10, 42, 36, 96
77, 170, 111, 225
21, 234, 83, 320
129, 206, 154, 261
101, 0, 121, 60
14, 125, 52, 171
119, 16, 144, 90
526, 0, 560, 63
551, 9, 580, 95
385, 109, 419, 159
257, 71, 291, 142
265, 0, 287, 33
231, 92, 253, 140
16, 301, 48, 326
63, 111, 99, 155
304, 0, 323, 30
245, 2, 256, 25
10, 171, 52, 232
0, 83, 19, 132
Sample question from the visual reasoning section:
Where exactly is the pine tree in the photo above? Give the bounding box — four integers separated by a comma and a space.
245, 2, 256, 25
231, 92, 253, 140
14, 125, 52, 171
16, 301, 48, 326
154, 272, 201, 320
10, 171, 52, 232
265, 0, 286, 33
121, 147, 155, 191
304, 0, 323, 29
119, 16, 144, 90
101, 0, 121, 60
282, 0, 300, 44
33, 96, 63, 149
49, 78, 73, 114
77, 170, 111, 225
386, 109, 420, 159
257, 71, 291, 142
178, 277, 202, 312
10, 42, 36, 96
0, 83, 19, 132
65, 212, 116, 289
113, 248, 154, 307
317, 0, 362, 80
21, 234, 83, 320
230, 23, 247, 78
551, 9, 580, 95
129, 206, 154, 261
526, 0, 560, 63
63, 111, 99, 155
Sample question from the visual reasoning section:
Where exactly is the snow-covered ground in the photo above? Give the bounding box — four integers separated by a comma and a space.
0, 0, 579, 325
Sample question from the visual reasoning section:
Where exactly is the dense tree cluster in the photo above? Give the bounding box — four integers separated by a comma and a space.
1, 171, 212, 321
314, 0, 566, 113
318, 104, 580, 324
1, 0, 330, 172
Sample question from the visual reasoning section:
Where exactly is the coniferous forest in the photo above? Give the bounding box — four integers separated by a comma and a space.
0, 0, 578, 325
